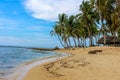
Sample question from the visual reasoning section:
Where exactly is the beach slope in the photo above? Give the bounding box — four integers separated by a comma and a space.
23, 47, 120, 80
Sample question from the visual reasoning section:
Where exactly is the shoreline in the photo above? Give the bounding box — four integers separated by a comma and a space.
7, 52, 70, 80
23, 46, 120, 80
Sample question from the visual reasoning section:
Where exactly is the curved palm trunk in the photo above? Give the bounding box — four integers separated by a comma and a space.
87, 26, 92, 46
65, 40, 69, 48
83, 37, 86, 47
103, 32, 106, 45
73, 37, 77, 47
103, 24, 106, 45
57, 35, 66, 48
85, 39, 87, 47
92, 36, 95, 46
77, 38, 81, 47
112, 32, 117, 46
81, 38, 84, 47
68, 38, 72, 48
89, 35, 93, 46
95, 36, 98, 46
97, 0, 106, 46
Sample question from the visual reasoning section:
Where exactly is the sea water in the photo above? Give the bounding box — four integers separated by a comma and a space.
0, 46, 59, 79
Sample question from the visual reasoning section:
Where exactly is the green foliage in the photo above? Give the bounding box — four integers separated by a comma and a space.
51, 0, 120, 48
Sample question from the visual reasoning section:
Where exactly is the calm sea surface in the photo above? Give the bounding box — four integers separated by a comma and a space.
0, 46, 58, 79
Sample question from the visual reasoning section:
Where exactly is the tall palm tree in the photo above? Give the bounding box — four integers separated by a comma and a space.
51, 13, 69, 48
79, 0, 98, 46
50, 25, 66, 48
104, 0, 118, 36
75, 15, 89, 47
95, 0, 108, 45
57, 13, 70, 48
67, 15, 77, 47
95, 0, 120, 44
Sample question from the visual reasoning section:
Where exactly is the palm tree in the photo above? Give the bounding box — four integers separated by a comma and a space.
57, 13, 70, 48
111, 0, 120, 36
104, 0, 119, 36
95, 0, 108, 45
95, 0, 120, 45
67, 15, 77, 47
51, 13, 70, 48
79, 0, 98, 46
50, 24, 66, 48
75, 15, 89, 47
51, 0, 120, 48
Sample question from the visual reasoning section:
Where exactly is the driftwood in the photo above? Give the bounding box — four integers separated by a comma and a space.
94, 50, 102, 52
88, 50, 102, 54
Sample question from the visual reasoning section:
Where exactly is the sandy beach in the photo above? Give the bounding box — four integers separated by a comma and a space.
23, 46, 120, 80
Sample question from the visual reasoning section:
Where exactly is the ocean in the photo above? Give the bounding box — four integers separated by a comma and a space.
0, 46, 60, 79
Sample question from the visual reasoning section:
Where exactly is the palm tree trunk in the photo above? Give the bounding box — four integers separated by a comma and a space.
87, 24, 92, 46
81, 38, 83, 47
57, 35, 66, 48
95, 36, 98, 46
65, 38, 70, 48
89, 35, 93, 46
65, 41, 69, 48
73, 37, 77, 47
113, 32, 117, 46
68, 38, 72, 48
77, 38, 81, 47
83, 37, 86, 47
92, 37, 94, 46
103, 30, 106, 45
85, 39, 87, 47
80, 38, 83, 47
101, 19, 106, 46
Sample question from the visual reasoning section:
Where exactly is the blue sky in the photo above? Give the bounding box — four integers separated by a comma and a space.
0, 0, 82, 48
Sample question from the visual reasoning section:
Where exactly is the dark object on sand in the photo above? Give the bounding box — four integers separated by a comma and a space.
88, 50, 102, 54
88, 50, 96, 54
54, 46, 59, 50
94, 50, 102, 52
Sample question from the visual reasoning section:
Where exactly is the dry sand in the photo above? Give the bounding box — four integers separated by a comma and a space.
23, 46, 120, 80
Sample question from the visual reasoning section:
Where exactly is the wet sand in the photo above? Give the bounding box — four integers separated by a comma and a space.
23, 46, 120, 80
8, 53, 69, 80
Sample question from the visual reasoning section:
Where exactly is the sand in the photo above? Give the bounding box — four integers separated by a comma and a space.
23, 46, 120, 80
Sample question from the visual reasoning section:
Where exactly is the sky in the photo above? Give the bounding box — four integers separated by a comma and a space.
0, 0, 82, 48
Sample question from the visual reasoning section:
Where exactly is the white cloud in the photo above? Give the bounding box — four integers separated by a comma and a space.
23, 0, 82, 21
